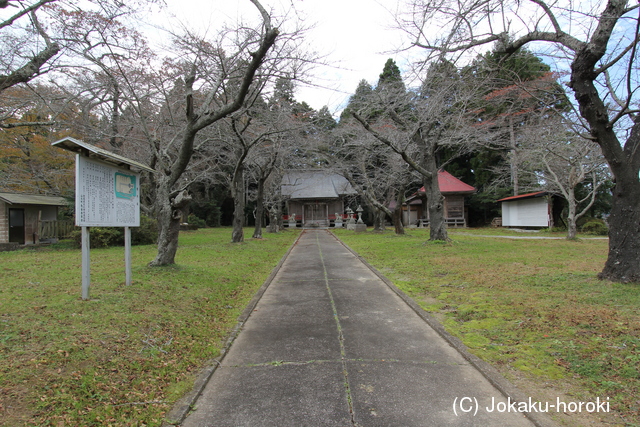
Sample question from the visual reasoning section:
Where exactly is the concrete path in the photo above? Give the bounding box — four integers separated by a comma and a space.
178, 230, 539, 427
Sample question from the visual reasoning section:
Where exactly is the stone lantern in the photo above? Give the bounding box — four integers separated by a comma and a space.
356, 205, 364, 224
354, 205, 366, 232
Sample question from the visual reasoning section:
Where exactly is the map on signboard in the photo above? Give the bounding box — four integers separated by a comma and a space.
115, 172, 137, 199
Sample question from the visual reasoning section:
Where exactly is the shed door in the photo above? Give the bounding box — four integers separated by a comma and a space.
9, 208, 25, 244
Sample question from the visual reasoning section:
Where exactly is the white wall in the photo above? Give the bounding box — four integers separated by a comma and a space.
0, 201, 7, 243
501, 198, 549, 227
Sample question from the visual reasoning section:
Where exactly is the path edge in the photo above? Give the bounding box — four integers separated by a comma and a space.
162, 231, 304, 426
330, 231, 557, 427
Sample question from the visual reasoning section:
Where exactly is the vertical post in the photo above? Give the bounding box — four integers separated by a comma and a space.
81, 226, 90, 300
124, 226, 132, 286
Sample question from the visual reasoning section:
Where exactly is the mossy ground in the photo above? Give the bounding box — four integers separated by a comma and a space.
335, 228, 639, 426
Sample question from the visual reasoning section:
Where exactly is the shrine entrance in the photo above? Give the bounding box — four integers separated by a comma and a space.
303, 203, 328, 227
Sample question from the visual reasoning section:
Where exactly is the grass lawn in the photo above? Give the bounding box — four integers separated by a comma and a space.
0, 228, 299, 426
334, 228, 639, 427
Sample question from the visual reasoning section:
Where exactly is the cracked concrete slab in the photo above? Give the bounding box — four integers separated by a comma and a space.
348, 361, 532, 426
175, 230, 550, 427
182, 363, 352, 427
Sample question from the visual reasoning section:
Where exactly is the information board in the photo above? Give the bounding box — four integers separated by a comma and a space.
75, 155, 141, 227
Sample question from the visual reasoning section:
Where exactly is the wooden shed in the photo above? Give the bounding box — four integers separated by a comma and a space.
403, 170, 476, 227
0, 193, 68, 246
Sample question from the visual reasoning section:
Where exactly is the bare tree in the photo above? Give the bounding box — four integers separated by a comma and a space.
0, 0, 159, 129
64, 0, 280, 265
0, 0, 163, 198
58, 0, 315, 262
525, 117, 609, 239
248, 140, 286, 239
352, 60, 481, 241
331, 125, 410, 234
149, 2, 278, 264
217, 108, 293, 243
400, 0, 640, 282
0, 0, 59, 100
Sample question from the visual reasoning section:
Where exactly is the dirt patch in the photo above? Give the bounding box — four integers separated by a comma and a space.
0, 384, 34, 427
421, 296, 448, 324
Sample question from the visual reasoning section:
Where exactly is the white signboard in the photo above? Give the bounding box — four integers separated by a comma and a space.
75, 155, 141, 227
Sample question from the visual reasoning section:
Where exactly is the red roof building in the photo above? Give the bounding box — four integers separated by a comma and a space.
404, 170, 476, 227
417, 170, 477, 195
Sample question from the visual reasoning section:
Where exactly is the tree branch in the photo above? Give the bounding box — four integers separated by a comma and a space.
0, 0, 55, 30
352, 111, 433, 178
0, 121, 54, 128
0, 38, 60, 92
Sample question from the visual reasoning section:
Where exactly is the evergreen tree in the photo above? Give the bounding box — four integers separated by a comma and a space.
441, 48, 571, 224
339, 79, 374, 122
271, 75, 296, 107
376, 58, 405, 92
315, 106, 337, 131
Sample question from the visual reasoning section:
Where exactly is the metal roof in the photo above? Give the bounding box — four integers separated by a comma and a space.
0, 192, 68, 206
497, 191, 548, 202
51, 137, 155, 173
415, 170, 476, 195
281, 171, 356, 199
436, 170, 476, 194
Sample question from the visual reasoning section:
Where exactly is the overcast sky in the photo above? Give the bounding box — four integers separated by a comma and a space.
150, 0, 410, 117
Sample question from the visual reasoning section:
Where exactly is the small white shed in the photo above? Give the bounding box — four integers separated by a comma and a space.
498, 191, 551, 228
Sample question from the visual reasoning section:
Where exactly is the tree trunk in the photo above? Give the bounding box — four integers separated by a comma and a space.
392, 207, 405, 235
565, 189, 578, 240
152, 211, 181, 266
149, 186, 190, 266
423, 172, 448, 241
569, 26, 640, 283
412, 125, 448, 241
566, 211, 577, 240
252, 177, 266, 239
393, 191, 405, 235
268, 207, 279, 233
509, 116, 519, 195
231, 164, 245, 243
372, 207, 385, 232
598, 178, 640, 283
378, 209, 386, 231
372, 209, 380, 231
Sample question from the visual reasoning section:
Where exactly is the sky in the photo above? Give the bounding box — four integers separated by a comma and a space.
149, 0, 410, 117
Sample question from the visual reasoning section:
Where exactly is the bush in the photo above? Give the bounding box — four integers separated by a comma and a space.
581, 221, 608, 236
131, 215, 158, 245
205, 206, 222, 227
187, 213, 206, 229
189, 201, 222, 227
69, 215, 159, 248
70, 227, 123, 248
577, 216, 601, 228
